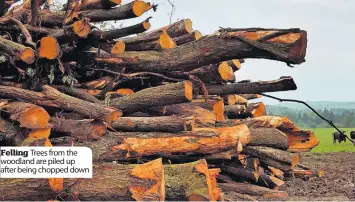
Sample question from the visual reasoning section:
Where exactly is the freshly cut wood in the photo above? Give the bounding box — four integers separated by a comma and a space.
163, 103, 217, 127
224, 94, 248, 105
143, 19, 193, 38
165, 159, 222, 201
268, 166, 284, 179
38, 36, 60, 60
91, 17, 151, 40
42, 85, 122, 123
242, 146, 300, 172
173, 30, 202, 45
27, 0, 153, 26
0, 159, 165, 201
247, 102, 266, 118
53, 85, 101, 103
183, 61, 235, 83
206, 77, 297, 96
191, 96, 225, 122
111, 116, 194, 132
240, 94, 262, 100
123, 30, 176, 51
0, 117, 25, 146
49, 117, 107, 140
0, 36, 35, 64
50, 19, 92, 44
100, 40, 126, 55
241, 116, 319, 152
109, 81, 193, 114
0, 102, 50, 129
223, 166, 284, 189
219, 182, 288, 200
94, 28, 307, 73
224, 59, 242, 71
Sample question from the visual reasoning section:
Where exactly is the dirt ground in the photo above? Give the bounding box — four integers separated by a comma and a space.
280, 152, 355, 201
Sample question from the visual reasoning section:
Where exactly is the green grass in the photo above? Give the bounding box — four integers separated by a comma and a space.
307, 128, 355, 153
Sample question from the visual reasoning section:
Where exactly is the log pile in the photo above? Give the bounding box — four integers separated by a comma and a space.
0, 0, 320, 201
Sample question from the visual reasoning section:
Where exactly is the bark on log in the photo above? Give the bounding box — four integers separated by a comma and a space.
0, 117, 25, 146
123, 30, 176, 51
224, 105, 247, 118
42, 85, 122, 123
79, 0, 121, 10
219, 182, 288, 200
173, 30, 202, 46
94, 28, 307, 73
240, 116, 319, 152
0, 159, 165, 201
109, 81, 193, 114
0, 101, 50, 129
142, 19, 193, 38
91, 17, 151, 40
242, 146, 300, 172
240, 94, 262, 100
222, 166, 284, 189
49, 117, 107, 140
191, 96, 225, 122
163, 103, 217, 127
0, 36, 35, 64
53, 85, 101, 103
22, 0, 153, 26
111, 116, 194, 132
247, 128, 289, 150
205, 77, 297, 96
50, 19, 92, 44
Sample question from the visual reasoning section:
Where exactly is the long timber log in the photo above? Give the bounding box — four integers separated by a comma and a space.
94, 28, 307, 73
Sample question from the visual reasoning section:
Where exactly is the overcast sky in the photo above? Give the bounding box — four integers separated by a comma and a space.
19, 0, 355, 103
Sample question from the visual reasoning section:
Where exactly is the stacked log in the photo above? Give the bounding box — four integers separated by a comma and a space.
0, 0, 319, 201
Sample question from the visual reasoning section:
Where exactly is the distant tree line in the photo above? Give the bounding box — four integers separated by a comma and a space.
266, 105, 355, 128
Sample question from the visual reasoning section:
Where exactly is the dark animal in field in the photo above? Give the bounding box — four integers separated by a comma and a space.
350, 131, 355, 139
332, 131, 347, 143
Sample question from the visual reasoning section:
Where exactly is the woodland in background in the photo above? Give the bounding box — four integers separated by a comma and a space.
267, 105, 355, 128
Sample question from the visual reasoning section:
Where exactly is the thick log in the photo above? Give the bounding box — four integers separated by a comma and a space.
242, 146, 300, 172
205, 77, 297, 96
0, 36, 35, 64
49, 117, 107, 140
163, 103, 217, 127
222, 166, 284, 189
224, 105, 246, 118
0, 117, 25, 146
42, 85, 122, 123
38, 36, 61, 60
248, 128, 289, 150
0, 159, 165, 201
50, 19, 92, 44
191, 96, 225, 122
21, 0, 153, 26
0, 102, 50, 129
223, 94, 248, 105
109, 81, 193, 114
225, 102, 266, 119
247, 102, 266, 117
240, 116, 319, 152
123, 30, 176, 51
173, 30, 202, 45
240, 94, 262, 100
143, 19, 193, 38
94, 28, 307, 73
53, 85, 101, 103
111, 116, 194, 132
219, 182, 288, 200
91, 17, 151, 40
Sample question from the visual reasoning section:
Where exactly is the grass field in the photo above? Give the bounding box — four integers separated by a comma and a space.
308, 128, 355, 153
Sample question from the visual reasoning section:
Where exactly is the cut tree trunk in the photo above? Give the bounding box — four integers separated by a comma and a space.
173, 30, 202, 46
0, 36, 35, 64
49, 117, 107, 140
163, 103, 217, 127
94, 28, 307, 73
38, 36, 61, 60
109, 81, 193, 114
42, 85, 122, 123
142, 19, 193, 38
91, 17, 151, 40
78, 0, 122, 10
53, 85, 101, 103
111, 116, 194, 132
0, 159, 165, 201
247, 128, 289, 150
219, 181, 288, 200
0, 101, 50, 129
50, 19, 92, 44
222, 166, 284, 189
191, 96, 225, 122
223, 94, 248, 105
224, 105, 246, 118
205, 77, 297, 96
247, 102, 266, 118
242, 146, 300, 172
123, 30, 176, 51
